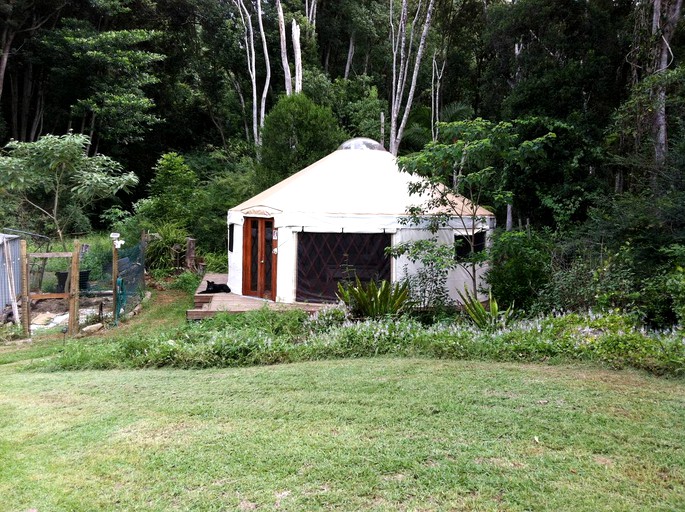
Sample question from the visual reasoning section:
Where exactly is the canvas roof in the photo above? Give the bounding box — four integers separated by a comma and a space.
232, 138, 493, 219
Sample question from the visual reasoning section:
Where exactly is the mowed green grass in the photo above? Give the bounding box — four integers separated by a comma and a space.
1, 355, 683, 511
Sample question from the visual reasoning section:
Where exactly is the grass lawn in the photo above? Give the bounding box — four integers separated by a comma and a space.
1, 353, 683, 511
1, 291, 684, 511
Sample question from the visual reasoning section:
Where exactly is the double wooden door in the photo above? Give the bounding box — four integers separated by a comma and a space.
242, 217, 277, 300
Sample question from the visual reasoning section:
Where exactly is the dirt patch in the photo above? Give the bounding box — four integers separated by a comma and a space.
31, 296, 112, 315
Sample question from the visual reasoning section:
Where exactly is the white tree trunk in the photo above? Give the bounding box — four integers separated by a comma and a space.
276, 0, 292, 96
431, 52, 445, 142
234, 0, 259, 144
651, 0, 682, 171
255, 0, 271, 135
234, 0, 271, 146
306, 0, 317, 27
389, 0, 436, 156
344, 35, 356, 79
292, 20, 303, 93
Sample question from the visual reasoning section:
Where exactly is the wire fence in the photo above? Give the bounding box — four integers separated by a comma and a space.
74, 240, 147, 319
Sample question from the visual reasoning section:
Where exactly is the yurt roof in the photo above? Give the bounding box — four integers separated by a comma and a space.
232, 138, 493, 218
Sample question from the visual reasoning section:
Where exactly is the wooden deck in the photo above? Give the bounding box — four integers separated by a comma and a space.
186, 273, 327, 320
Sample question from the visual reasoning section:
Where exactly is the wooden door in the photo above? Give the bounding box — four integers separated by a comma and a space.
242, 217, 277, 300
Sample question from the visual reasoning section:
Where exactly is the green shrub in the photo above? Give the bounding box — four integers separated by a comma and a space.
337, 278, 410, 319
457, 287, 515, 331
487, 229, 552, 312
305, 305, 349, 333
200, 251, 228, 273
170, 271, 202, 295
44, 307, 685, 377
0, 323, 23, 343
145, 222, 189, 271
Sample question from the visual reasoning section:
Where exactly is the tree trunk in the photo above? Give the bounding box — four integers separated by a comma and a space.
276, 0, 292, 96
255, 0, 271, 135
234, 0, 260, 145
431, 52, 445, 142
650, 0, 683, 182
292, 20, 303, 93
10, 72, 19, 139
20, 63, 34, 141
389, 0, 436, 156
306, 0, 317, 27
344, 35, 355, 79
0, 27, 14, 104
506, 204, 513, 231
29, 87, 43, 142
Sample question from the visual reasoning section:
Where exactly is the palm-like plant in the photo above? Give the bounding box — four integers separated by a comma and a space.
457, 287, 515, 331
337, 278, 410, 319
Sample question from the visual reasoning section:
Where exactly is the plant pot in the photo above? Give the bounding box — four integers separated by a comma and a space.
55, 270, 91, 292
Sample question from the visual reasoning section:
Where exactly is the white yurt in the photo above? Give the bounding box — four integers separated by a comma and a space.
226, 138, 495, 303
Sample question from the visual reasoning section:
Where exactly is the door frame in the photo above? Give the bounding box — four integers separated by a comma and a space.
242, 217, 278, 300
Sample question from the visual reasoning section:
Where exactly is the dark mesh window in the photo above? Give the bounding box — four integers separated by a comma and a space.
296, 233, 391, 302
455, 231, 486, 259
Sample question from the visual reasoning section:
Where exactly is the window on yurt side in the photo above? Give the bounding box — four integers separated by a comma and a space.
228, 224, 234, 252
296, 232, 391, 303
454, 230, 486, 259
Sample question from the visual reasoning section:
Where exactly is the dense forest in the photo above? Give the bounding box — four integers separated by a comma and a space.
1, 0, 684, 326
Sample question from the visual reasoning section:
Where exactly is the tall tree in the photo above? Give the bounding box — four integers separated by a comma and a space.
388, 0, 435, 155
233, 0, 271, 146
0, 132, 137, 248
0, 0, 65, 104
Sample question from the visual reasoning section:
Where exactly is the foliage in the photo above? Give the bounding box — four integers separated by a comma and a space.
169, 271, 203, 295
531, 192, 685, 327
45, 306, 685, 376
486, 229, 553, 312
199, 251, 228, 273
144, 222, 190, 271
80, 234, 116, 281
41, 18, 164, 144
336, 278, 410, 319
0, 133, 138, 248
147, 152, 199, 223
0, 324, 23, 343
129, 151, 256, 253
457, 287, 515, 332
303, 73, 387, 140
388, 239, 456, 315
258, 93, 347, 190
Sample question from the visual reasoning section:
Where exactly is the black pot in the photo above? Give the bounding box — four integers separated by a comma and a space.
55, 270, 91, 292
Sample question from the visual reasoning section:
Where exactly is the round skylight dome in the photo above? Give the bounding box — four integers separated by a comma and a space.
337, 138, 386, 151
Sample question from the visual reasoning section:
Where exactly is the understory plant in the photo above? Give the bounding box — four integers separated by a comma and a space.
336, 278, 410, 319
457, 286, 515, 331
45, 308, 684, 376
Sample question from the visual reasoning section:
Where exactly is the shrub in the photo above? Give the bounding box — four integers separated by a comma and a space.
457, 287, 515, 331
486, 229, 552, 312
170, 271, 202, 295
337, 278, 410, 319
145, 222, 190, 271
45, 309, 684, 376
200, 251, 228, 273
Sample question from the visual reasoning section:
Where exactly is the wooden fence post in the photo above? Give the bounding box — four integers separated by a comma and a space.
186, 237, 196, 270
20, 240, 30, 337
68, 241, 80, 336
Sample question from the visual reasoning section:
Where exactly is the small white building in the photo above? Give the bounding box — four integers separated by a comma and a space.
227, 138, 495, 303
0, 233, 21, 313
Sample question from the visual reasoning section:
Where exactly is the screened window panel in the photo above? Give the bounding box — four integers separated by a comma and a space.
296, 233, 391, 303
